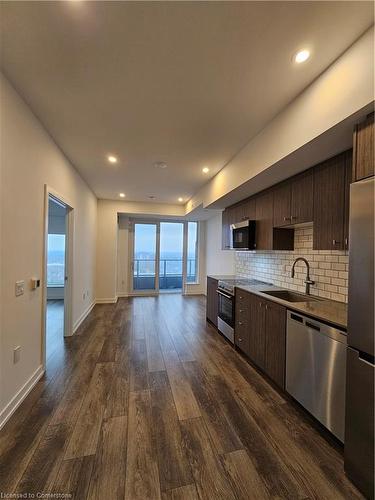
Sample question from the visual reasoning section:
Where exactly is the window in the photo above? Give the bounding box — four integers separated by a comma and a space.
47, 234, 65, 286
187, 222, 198, 283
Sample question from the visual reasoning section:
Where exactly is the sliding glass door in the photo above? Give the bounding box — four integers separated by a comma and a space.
129, 219, 199, 295
159, 222, 184, 291
132, 222, 158, 292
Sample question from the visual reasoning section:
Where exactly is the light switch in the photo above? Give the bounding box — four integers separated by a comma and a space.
15, 280, 25, 297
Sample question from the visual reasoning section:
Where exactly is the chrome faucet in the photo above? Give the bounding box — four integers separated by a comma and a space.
291, 257, 315, 295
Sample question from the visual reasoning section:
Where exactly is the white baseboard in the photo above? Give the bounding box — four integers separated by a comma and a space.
96, 297, 118, 304
73, 300, 96, 333
116, 292, 129, 298
0, 365, 44, 430
184, 290, 206, 296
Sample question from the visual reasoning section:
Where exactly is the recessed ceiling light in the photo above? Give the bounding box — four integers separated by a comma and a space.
293, 49, 310, 64
148, 195, 156, 199
202, 167, 209, 174
107, 155, 118, 164
119, 193, 126, 198
154, 161, 168, 169
178, 197, 184, 202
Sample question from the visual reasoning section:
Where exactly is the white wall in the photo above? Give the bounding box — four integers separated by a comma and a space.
205, 213, 235, 281
0, 74, 97, 426
187, 27, 374, 212
96, 199, 185, 302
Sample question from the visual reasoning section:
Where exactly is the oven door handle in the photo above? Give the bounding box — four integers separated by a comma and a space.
217, 289, 233, 300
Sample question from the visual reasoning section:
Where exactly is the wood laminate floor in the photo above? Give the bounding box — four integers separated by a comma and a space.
0, 295, 363, 499
46, 299, 64, 360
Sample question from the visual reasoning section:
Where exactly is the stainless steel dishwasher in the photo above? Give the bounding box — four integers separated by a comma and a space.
286, 310, 347, 442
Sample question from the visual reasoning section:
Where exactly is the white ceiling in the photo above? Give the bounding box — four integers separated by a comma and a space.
1, 1, 373, 203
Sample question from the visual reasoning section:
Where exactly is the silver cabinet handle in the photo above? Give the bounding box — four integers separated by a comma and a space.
238, 338, 243, 342
238, 321, 243, 325
333, 239, 340, 246
283, 216, 291, 221
345, 237, 348, 247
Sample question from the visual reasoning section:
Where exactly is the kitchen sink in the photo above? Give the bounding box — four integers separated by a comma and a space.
260, 290, 319, 302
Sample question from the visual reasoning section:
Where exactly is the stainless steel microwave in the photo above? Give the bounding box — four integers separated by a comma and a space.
231, 220, 256, 250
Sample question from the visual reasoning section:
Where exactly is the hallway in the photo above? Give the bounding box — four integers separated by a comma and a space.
0, 295, 362, 499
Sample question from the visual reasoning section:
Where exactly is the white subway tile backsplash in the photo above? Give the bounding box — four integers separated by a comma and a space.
235, 227, 348, 303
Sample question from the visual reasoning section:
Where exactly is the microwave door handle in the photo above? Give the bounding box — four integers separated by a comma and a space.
217, 290, 233, 300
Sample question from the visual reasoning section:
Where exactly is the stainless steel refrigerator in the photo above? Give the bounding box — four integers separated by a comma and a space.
345, 176, 374, 499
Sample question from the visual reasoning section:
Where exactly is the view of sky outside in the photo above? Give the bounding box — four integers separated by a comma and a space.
133, 222, 197, 282
47, 234, 65, 285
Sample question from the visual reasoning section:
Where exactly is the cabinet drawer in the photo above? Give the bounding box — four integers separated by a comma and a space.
235, 320, 249, 353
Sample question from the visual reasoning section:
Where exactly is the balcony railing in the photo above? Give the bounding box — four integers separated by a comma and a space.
133, 258, 196, 290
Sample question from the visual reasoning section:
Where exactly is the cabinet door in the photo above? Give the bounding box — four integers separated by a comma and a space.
353, 113, 374, 181
221, 210, 232, 250
273, 182, 291, 227
264, 300, 286, 389
241, 197, 256, 221
206, 277, 218, 326
291, 169, 313, 224
313, 153, 346, 250
248, 294, 265, 369
255, 190, 273, 250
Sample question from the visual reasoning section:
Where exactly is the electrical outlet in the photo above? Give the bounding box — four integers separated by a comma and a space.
13, 346, 21, 364
15, 280, 25, 297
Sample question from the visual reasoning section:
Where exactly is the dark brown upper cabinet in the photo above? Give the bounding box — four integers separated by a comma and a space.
240, 197, 256, 221
353, 113, 374, 182
313, 151, 349, 250
255, 190, 274, 249
273, 182, 291, 227
290, 169, 313, 224
273, 169, 313, 227
256, 190, 294, 250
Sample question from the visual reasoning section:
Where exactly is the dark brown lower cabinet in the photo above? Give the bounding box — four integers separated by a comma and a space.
248, 294, 266, 370
234, 290, 286, 389
206, 277, 218, 327
235, 289, 250, 354
264, 301, 286, 389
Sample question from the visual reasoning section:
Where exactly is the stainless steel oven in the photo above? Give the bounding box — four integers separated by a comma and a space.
217, 287, 234, 343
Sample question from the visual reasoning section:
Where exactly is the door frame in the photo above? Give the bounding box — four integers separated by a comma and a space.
42, 185, 74, 369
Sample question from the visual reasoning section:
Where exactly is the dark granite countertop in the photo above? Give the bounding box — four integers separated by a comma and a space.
207, 275, 348, 330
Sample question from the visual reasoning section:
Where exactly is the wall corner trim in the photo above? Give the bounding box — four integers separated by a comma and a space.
73, 301, 96, 333
0, 365, 45, 430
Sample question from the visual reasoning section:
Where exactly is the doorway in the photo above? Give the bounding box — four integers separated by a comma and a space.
42, 188, 74, 367
129, 219, 198, 295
